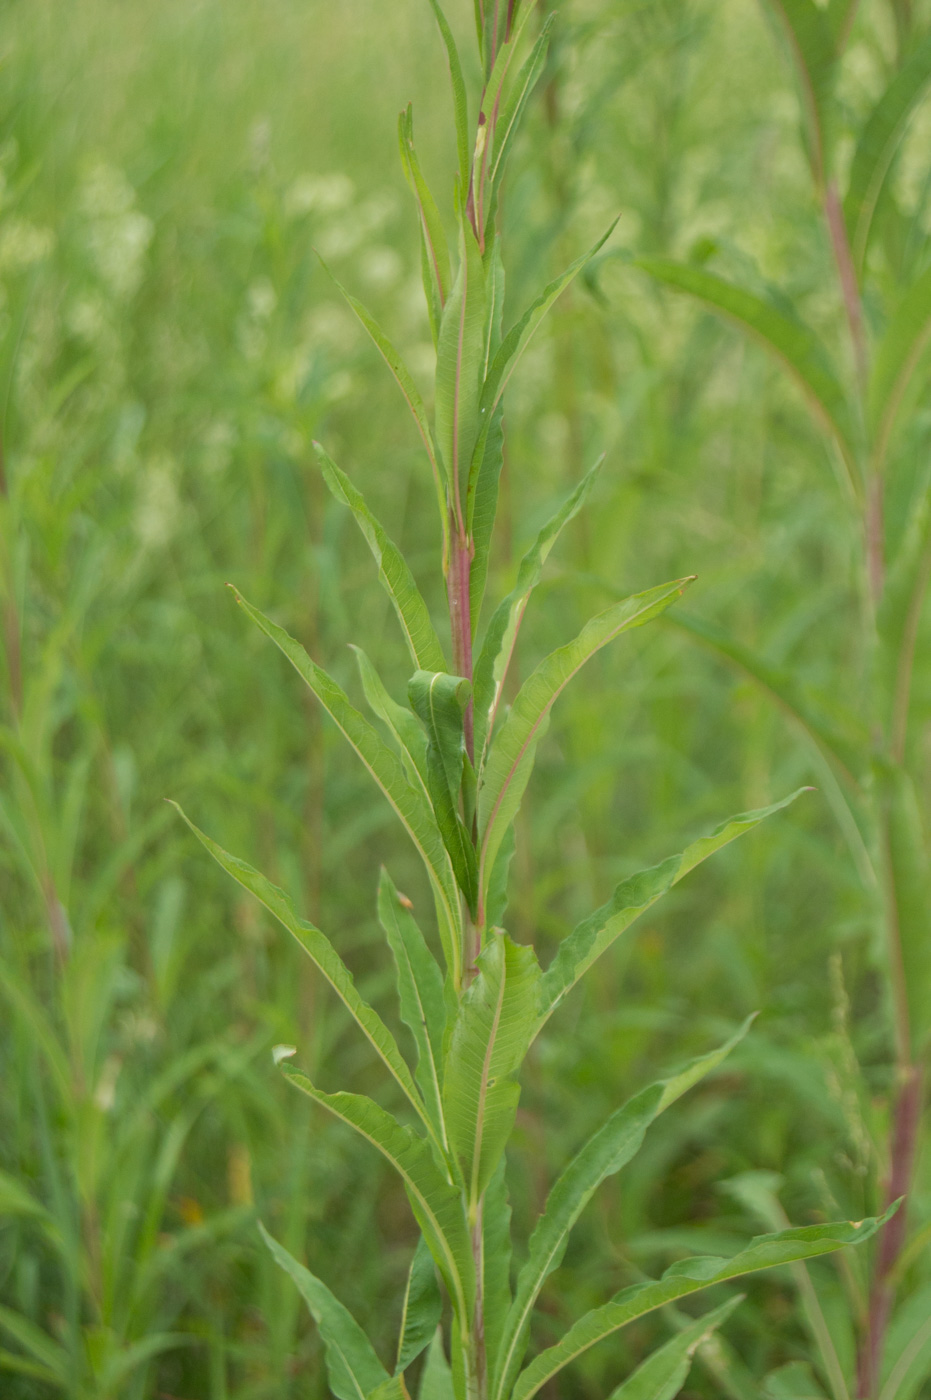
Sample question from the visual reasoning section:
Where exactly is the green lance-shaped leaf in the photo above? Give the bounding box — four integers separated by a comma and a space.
485, 16, 555, 225
539, 790, 806, 1024
474, 459, 603, 766
443, 930, 542, 1208
379, 869, 448, 1147
409, 670, 479, 914
317, 259, 448, 552
436, 217, 486, 515
869, 263, 931, 469
478, 579, 693, 899
512, 1210, 896, 1400
845, 32, 931, 275
318, 446, 446, 673
425, 0, 470, 194
492, 1019, 753, 1400
396, 1236, 443, 1375
0, 1306, 70, 1386
483, 1156, 514, 1375
172, 806, 439, 1143
399, 104, 450, 345
468, 400, 505, 634
418, 1330, 455, 1400
283, 1070, 476, 1328
763, 0, 836, 180
230, 589, 463, 987
260, 1223, 390, 1400
877, 759, 931, 1050
605, 1295, 744, 1400
352, 647, 431, 799
635, 261, 855, 467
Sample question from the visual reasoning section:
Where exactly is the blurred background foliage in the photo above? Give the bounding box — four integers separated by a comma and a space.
1, 0, 929, 1395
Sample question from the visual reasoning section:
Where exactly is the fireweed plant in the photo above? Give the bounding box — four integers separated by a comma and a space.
177, 4, 893, 1398
638, 1, 931, 1395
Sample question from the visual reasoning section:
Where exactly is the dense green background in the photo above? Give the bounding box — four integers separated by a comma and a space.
2, 0, 928, 1395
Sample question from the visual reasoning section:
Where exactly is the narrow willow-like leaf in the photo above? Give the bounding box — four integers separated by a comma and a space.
763, 0, 836, 178
425, 0, 470, 194
259, 1223, 389, 1400
408, 670, 478, 913
443, 931, 541, 1207
318, 446, 446, 673
378, 869, 448, 1147
283, 1071, 475, 1327
539, 790, 806, 1023
845, 32, 931, 273
467, 226, 618, 531
399, 104, 450, 342
636, 260, 854, 464
474, 459, 603, 765
352, 647, 431, 799
418, 1330, 455, 1400
230, 589, 463, 986
172, 806, 437, 1140
493, 1019, 752, 1400
436, 219, 486, 513
478, 579, 693, 897
483, 1156, 513, 1377
468, 400, 505, 633
396, 1236, 442, 1375
486, 16, 555, 217
512, 1212, 895, 1400
606, 1295, 744, 1400
868, 263, 931, 467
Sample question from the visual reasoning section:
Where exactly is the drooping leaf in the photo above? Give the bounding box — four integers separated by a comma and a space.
418, 1330, 455, 1400
229, 589, 463, 986
511, 1211, 895, 1400
399, 104, 450, 342
425, 0, 470, 193
474, 459, 603, 765
762, 0, 836, 179
172, 806, 438, 1141
483, 1156, 514, 1376
352, 647, 431, 799
868, 263, 931, 467
317, 446, 446, 673
378, 869, 448, 1146
845, 32, 931, 273
408, 670, 478, 913
478, 579, 693, 899
635, 260, 855, 465
396, 1236, 443, 1375
283, 1072, 475, 1328
436, 219, 486, 514
259, 1223, 389, 1400
606, 1295, 744, 1400
539, 790, 807, 1024
443, 931, 541, 1206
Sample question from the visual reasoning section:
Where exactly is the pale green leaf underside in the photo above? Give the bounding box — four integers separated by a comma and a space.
396, 1235, 442, 1375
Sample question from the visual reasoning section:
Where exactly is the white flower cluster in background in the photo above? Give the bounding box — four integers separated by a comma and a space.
80, 163, 153, 299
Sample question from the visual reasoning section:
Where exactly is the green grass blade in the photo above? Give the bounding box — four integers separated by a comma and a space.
635, 260, 855, 467
317, 445, 446, 672
511, 1211, 896, 1400
282, 1071, 475, 1327
259, 1223, 390, 1400
396, 1236, 443, 1375
478, 579, 693, 902
378, 869, 449, 1148
0, 1306, 70, 1385
442, 931, 541, 1208
230, 588, 463, 984
845, 32, 931, 273
539, 790, 807, 1023
606, 1296, 744, 1400
869, 262, 931, 468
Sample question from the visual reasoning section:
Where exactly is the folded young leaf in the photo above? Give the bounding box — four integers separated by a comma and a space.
230, 588, 463, 986
605, 1295, 744, 1400
396, 1235, 442, 1375
259, 1223, 390, 1400
317, 446, 446, 673
352, 647, 431, 800
474, 459, 603, 765
443, 930, 542, 1208
379, 869, 448, 1148
418, 1329, 455, 1400
511, 1211, 896, 1400
409, 670, 479, 913
171, 804, 440, 1143
845, 31, 931, 274
539, 790, 807, 1024
283, 1071, 475, 1328
635, 260, 854, 467
478, 579, 693, 900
